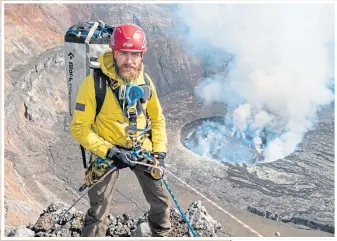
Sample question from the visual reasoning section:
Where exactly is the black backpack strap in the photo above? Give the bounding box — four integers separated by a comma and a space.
80, 69, 106, 169
80, 145, 87, 169
93, 69, 107, 119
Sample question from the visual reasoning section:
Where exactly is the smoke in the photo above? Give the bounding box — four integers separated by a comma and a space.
176, 4, 334, 162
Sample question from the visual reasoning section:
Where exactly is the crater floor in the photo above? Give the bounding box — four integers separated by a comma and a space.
161, 90, 334, 233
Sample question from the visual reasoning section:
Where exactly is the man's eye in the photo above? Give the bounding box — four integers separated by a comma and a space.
132, 52, 141, 57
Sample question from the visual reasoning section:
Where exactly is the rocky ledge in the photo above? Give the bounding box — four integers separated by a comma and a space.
5, 201, 222, 237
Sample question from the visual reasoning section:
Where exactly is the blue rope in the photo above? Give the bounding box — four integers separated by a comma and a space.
162, 177, 198, 237
135, 150, 198, 236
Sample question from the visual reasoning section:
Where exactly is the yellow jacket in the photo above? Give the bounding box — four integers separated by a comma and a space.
70, 51, 167, 158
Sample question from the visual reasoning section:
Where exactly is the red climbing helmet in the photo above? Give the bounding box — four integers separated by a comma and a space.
110, 24, 147, 52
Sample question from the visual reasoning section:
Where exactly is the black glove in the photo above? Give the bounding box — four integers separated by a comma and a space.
106, 146, 138, 169
152, 152, 167, 167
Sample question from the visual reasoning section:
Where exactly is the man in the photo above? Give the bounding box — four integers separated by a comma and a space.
70, 23, 171, 237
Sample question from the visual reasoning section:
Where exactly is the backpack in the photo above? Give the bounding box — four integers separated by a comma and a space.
65, 21, 152, 168
65, 21, 113, 123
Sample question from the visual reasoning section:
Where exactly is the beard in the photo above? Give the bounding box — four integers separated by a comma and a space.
116, 62, 142, 82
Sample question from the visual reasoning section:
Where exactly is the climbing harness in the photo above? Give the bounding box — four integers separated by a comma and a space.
78, 68, 155, 191
95, 68, 153, 158
79, 153, 163, 193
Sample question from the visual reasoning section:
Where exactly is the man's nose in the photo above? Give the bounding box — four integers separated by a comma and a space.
126, 53, 134, 64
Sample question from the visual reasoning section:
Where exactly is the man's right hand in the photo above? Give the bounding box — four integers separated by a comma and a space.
106, 146, 138, 169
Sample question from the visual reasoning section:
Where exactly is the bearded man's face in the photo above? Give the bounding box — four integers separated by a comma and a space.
114, 50, 143, 82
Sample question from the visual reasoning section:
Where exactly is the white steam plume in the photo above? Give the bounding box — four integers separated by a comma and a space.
177, 4, 334, 162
